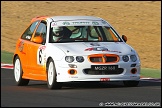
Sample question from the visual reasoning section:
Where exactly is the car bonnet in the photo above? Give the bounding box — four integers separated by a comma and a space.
52, 42, 136, 56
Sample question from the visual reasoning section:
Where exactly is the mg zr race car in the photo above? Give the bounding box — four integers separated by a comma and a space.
13, 16, 141, 89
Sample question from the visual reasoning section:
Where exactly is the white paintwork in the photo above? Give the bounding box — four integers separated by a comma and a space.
40, 41, 140, 82
39, 16, 141, 82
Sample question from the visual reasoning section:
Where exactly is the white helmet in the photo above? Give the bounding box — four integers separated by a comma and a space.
53, 26, 63, 37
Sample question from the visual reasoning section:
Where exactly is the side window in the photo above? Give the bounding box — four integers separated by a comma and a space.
34, 21, 47, 44
104, 27, 118, 41
21, 21, 39, 40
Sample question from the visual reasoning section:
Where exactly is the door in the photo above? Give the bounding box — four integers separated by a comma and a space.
27, 21, 47, 76
19, 21, 40, 74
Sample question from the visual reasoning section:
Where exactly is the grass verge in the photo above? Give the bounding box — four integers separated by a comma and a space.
1, 50, 161, 79
141, 68, 161, 79
1, 51, 13, 64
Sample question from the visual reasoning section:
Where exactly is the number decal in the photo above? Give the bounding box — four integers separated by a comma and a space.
37, 46, 46, 65
39, 49, 43, 64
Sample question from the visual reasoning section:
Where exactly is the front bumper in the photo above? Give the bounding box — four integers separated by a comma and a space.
55, 61, 141, 82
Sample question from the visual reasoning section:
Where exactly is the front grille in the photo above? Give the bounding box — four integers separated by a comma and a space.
88, 54, 119, 63
90, 57, 102, 62
83, 68, 124, 75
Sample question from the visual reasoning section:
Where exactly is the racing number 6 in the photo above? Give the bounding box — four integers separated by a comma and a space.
39, 49, 42, 64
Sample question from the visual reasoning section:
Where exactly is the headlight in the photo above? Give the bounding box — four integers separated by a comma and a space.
65, 56, 74, 63
122, 55, 129, 62
76, 56, 84, 62
130, 55, 137, 62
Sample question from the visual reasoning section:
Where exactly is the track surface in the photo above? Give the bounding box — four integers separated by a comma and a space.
1, 68, 161, 107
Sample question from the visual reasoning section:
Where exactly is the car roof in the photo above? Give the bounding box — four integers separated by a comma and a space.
31, 16, 105, 22
31, 16, 111, 26
50, 16, 103, 21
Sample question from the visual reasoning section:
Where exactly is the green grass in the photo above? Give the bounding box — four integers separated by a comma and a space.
141, 68, 161, 78
1, 50, 161, 79
1, 51, 14, 64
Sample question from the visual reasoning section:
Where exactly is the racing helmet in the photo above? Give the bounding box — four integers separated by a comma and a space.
53, 26, 64, 37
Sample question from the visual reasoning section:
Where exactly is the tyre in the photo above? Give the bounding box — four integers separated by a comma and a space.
14, 56, 29, 86
46, 58, 62, 89
123, 80, 139, 87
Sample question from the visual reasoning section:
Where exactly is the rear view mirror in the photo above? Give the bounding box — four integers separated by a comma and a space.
122, 35, 127, 42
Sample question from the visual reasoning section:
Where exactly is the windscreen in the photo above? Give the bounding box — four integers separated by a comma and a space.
49, 21, 123, 42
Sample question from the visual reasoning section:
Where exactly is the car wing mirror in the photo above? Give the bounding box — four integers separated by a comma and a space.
32, 36, 43, 44
122, 35, 127, 42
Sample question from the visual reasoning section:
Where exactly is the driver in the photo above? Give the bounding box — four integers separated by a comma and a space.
52, 26, 64, 42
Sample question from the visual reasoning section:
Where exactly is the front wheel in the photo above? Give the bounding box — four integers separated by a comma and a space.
46, 59, 62, 89
123, 80, 139, 87
14, 56, 29, 86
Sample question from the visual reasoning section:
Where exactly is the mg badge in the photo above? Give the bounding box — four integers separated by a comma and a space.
103, 55, 107, 62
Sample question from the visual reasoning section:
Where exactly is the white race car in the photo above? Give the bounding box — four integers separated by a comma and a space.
13, 16, 141, 89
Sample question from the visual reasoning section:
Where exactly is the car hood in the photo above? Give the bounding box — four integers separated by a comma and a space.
53, 42, 136, 55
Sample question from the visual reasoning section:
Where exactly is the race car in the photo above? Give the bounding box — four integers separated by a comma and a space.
13, 16, 141, 89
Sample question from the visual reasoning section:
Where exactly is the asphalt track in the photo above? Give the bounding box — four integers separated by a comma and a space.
1, 68, 161, 107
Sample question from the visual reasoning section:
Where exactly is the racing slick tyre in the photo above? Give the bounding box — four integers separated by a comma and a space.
123, 80, 139, 87
47, 58, 62, 89
14, 56, 29, 86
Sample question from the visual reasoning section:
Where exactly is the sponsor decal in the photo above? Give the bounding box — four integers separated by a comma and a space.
51, 22, 57, 26
18, 41, 24, 51
85, 47, 121, 53
62, 22, 70, 25
18, 41, 25, 53
108, 50, 122, 53
92, 22, 99, 25
72, 22, 90, 25
85, 47, 108, 51
90, 43, 100, 46
51, 21, 110, 26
